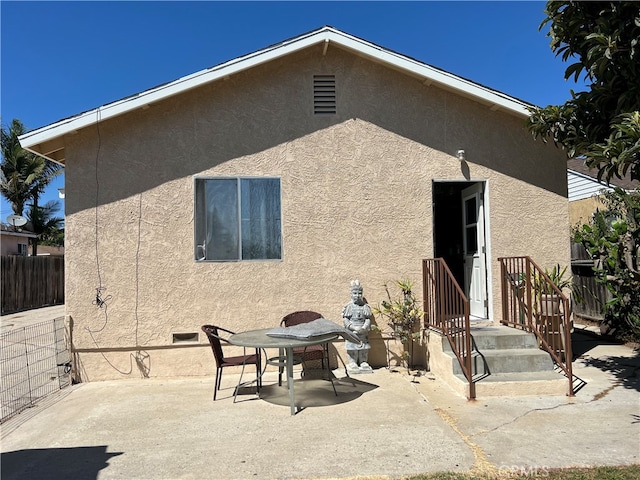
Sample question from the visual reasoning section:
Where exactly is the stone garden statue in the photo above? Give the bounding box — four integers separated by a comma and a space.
342, 279, 372, 373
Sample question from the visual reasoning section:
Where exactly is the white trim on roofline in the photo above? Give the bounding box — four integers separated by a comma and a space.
0, 229, 38, 239
19, 26, 532, 158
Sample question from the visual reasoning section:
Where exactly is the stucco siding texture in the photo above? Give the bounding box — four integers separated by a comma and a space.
62, 45, 569, 380
569, 196, 603, 227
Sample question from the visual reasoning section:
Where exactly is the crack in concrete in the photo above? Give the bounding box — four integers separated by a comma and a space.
593, 383, 619, 401
404, 363, 638, 474
464, 360, 640, 437
434, 407, 499, 478
406, 375, 494, 475
471, 402, 570, 437
470, 377, 629, 437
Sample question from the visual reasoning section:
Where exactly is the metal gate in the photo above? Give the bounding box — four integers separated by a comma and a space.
0, 317, 71, 423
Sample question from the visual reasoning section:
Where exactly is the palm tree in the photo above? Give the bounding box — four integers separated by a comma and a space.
26, 200, 64, 254
1, 119, 63, 216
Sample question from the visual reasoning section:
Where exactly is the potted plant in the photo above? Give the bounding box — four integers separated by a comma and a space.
372, 279, 423, 369
533, 264, 577, 316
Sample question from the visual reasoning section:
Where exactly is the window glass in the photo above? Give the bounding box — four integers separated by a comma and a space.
195, 177, 281, 261
241, 178, 282, 260
465, 225, 478, 254
465, 197, 477, 225
205, 179, 239, 261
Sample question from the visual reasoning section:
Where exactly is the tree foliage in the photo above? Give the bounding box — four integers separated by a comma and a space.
1, 118, 63, 215
26, 200, 65, 249
2, 119, 44, 215
529, 2, 640, 341
526, 1, 640, 182
574, 188, 640, 341
1, 118, 64, 254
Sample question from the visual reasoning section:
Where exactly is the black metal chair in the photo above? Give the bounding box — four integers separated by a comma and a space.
201, 325, 262, 401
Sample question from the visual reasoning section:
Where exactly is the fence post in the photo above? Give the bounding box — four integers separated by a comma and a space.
22, 328, 35, 409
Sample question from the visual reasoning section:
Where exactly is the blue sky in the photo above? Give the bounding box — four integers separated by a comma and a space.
1, 1, 586, 220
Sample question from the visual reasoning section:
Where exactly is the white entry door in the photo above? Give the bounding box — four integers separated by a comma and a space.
461, 183, 488, 318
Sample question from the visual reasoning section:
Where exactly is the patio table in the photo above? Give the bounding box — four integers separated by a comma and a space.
228, 328, 338, 415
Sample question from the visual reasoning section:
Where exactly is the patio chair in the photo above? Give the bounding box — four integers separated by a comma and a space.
279, 311, 335, 393
201, 325, 262, 401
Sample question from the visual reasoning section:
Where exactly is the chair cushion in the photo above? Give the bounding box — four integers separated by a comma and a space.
267, 318, 362, 345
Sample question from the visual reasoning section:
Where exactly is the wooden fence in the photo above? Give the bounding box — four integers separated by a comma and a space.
570, 242, 609, 322
1, 256, 64, 315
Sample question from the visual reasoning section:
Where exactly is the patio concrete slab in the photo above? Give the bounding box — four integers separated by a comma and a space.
1, 307, 639, 479
1, 370, 474, 480
1, 305, 65, 333
409, 329, 640, 477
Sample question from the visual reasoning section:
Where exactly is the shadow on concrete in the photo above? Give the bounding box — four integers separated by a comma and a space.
1, 446, 123, 480
581, 355, 640, 392
572, 331, 640, 393
257, 375, 378, 410
571, 330, 627, 359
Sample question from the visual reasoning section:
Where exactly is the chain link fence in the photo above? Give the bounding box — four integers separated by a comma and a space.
1, 317, 71, 423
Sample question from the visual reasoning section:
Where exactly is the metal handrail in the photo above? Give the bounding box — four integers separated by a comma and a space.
422, 258, 475, 400
498, 256, 575, 396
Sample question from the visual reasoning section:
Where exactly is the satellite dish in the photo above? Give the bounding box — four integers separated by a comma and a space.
6, 214, 27, 227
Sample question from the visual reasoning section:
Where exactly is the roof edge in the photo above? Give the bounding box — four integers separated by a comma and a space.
19, 26, 533, 158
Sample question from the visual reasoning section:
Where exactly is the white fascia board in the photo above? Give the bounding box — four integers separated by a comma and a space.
327, 29, 532, 117
19, 26, 531, 151
1, 230, 37, 239
19, 30, 329, 150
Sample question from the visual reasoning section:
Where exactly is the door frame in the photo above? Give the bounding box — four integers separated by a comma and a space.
432, 179, 493, 320
462, 182, 488, 319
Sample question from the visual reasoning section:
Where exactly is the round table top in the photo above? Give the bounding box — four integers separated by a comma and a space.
228, 328, 338, 349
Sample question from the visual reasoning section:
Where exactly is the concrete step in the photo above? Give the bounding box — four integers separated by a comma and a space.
450, 348, 554, 376
426, 323, 567, 397
452, 370, 568, 397
443, 325, 540, 351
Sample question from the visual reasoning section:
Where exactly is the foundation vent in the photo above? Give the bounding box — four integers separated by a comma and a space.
172, 332, 199, 343
313, 75, 336, 115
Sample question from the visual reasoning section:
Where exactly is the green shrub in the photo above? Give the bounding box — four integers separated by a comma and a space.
573, 187, 640, 343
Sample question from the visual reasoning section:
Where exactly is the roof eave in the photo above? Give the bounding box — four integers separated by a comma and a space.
18, 26, 532, 163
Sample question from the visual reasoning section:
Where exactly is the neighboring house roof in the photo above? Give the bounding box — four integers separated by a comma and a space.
19, 25, 534, 165
567, 157, 639, 201
0, 223, 37, 239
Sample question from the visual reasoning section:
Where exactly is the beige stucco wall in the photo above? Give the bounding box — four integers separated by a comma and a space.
569, 196, 604, 228
1, 233, 27, 256
61, 44, 569, 381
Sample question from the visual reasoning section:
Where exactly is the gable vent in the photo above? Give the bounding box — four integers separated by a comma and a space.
313, 75, 336, 115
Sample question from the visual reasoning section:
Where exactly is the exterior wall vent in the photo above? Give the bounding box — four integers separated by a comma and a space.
313, 75, 336, 115
172, 332, 199, 343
